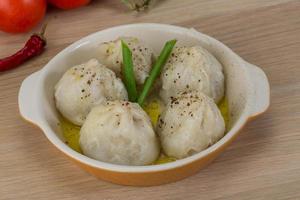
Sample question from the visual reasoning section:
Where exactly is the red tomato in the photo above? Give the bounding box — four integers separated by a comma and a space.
0, 0, 46, 33
48, 0, 91, 10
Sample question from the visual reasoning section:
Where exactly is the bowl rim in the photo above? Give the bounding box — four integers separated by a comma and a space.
33, 23, 254, 173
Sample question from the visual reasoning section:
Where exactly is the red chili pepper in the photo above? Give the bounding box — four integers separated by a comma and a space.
0, 25, 47, 72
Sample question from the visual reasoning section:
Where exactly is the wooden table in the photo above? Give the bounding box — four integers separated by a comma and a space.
1, 0, 300, 199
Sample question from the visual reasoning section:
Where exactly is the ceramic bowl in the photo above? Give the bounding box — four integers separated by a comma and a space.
18, 23, 270, 186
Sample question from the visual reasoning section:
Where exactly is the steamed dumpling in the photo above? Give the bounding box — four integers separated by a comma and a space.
157, 91, 225, 159
160, 46, 224, 103
80, 101, 160, 165
54, 59, 128, 126
96, 37, 154, 84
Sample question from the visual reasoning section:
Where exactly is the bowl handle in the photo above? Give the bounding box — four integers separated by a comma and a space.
246, 63, 270, 118
18, 71, 41, 125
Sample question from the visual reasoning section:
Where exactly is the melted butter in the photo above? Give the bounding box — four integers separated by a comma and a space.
153, 154, 176, 165
218, 97, 229, 130
142, 98, 161, 126
59, 97, 229, 165
59, 117, 82, 153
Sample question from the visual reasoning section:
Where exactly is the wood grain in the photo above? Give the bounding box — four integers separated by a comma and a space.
1, 0, 300, 199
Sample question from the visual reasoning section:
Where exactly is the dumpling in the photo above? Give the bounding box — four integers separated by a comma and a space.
54, 59, 128, 126
157, 91, 225, 159
96, 37, 154, 84
80, 101, 160, 165
160, 46, 224, 103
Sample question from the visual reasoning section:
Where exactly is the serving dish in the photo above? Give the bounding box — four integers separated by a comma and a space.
18, 23, 270, 186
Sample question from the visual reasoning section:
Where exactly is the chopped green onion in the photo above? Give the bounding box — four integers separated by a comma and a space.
121, 40, 138, 102
138, 39, 177, 106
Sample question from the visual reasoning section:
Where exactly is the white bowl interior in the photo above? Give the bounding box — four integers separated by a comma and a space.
36, 24, 251, 171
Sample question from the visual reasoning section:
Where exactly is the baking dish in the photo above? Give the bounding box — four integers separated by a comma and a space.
18, 23, 270, 186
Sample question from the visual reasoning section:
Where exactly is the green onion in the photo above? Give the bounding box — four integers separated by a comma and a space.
121, 40, 138, 102
138, 39, 177, 106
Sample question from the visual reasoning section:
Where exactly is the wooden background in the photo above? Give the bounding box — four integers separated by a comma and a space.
1, 0, 300, 199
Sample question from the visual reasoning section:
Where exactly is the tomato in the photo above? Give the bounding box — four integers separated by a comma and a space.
0, 0, 47, 33
48, 0, 91, 10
